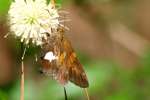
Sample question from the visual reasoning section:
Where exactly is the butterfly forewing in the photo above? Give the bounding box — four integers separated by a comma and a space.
40, 28, 89, 88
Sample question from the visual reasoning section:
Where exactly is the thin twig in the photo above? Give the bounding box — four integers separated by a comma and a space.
35, 54, 38, 62
64, 87, 68, 100
83, 88, 90, 100
4, 33, 9, 38
22, 47, 27, 60
20, 45, 27, 100
20, 60, 24, 100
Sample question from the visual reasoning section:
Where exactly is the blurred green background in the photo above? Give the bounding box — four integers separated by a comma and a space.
0, 0, 150, 100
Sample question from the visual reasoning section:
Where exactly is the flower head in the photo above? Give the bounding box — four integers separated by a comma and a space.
8, 0, 60, 45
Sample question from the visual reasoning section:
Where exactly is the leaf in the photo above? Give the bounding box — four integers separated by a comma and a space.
47, 0, 62, 5
0, 0, 11, 15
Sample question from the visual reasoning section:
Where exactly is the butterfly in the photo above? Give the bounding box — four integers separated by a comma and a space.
39, 27, 89, 88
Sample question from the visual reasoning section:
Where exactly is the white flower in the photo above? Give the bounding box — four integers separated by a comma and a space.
8, 0, 60, 45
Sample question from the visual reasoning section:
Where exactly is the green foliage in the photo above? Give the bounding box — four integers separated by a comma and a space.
0, 90, 8, 100
0, 0, 11, 15
47, 0, 62, 5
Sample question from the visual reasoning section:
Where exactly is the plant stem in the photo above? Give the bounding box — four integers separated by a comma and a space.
83, 88, 90, 100
64, 87, 68, 100
20, 44, 26, 100
20, 60, 24, 100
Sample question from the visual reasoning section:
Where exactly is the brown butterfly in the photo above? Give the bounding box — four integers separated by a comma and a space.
39, 27, 89, 88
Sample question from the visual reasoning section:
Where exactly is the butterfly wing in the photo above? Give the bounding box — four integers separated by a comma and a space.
40, 29, 89, 88
61, 35, 89, 88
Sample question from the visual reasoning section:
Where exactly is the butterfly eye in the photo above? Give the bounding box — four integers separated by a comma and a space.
39, 68, 44, 74
41, 32, 50, 37
46, 32, 50, 37
40, 56, 44, 60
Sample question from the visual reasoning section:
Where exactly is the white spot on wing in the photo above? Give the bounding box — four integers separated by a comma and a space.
44, 51, 58, 62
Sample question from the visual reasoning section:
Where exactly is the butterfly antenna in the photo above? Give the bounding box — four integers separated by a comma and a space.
64, 87, 68, 100
83, 88, 90, 100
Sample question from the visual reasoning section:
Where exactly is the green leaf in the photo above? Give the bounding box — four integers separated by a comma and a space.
55, 0, 62, 5
0, 0, 11, 15
0, 90, 7, 100
47, 0, 62, 5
